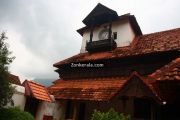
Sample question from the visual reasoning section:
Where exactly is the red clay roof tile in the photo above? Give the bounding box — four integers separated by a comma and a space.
49, 77, 127, 101
23, 80, 52, 102
49, 74, 163, 102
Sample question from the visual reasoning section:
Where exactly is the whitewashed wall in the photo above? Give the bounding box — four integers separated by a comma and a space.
7, 84, 26, 110
35, 95, 66, 120
80, 19, 135, 53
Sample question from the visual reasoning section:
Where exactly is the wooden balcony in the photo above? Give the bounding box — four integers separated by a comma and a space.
86, 39, 117, 52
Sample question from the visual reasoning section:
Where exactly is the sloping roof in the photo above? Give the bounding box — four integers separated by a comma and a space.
54, 28, 180, 67
150, 57, 180, 80
49, 77, 127, 101
9, 74, 21, 85
22, 80, 52, 102
49, 73, 162, 102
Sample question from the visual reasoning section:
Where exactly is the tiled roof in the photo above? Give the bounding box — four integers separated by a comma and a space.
23, 80, 52, 102
49, 77, 127, 101
54, 28, 180, 67
149, 57, 180, 103
49, 73, 163, 102
9, 74, 21, 85
150, 57, 180, 80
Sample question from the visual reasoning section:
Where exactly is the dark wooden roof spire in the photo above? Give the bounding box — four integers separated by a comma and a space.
83, 3, 118, 26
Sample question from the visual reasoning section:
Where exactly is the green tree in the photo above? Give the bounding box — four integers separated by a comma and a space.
0, 107, 35, 120
0, 32, 15, 108
91, 108, 131, 120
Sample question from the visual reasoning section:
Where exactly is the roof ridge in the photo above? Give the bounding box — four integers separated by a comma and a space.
141, 28, 180, 37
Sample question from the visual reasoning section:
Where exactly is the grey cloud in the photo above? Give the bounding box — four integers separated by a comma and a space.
0, 0, 84, 79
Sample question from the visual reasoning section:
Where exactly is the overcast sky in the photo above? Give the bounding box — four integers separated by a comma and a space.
0, 0, 180, 81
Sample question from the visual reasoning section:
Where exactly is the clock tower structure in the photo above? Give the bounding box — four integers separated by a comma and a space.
77, 3, 142, 53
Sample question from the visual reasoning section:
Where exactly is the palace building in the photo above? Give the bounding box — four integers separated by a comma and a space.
49, 3, 180, 120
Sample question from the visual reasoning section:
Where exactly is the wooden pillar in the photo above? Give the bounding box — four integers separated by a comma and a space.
90, 18, 94, 42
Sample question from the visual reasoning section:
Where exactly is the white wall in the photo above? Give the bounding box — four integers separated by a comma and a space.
35, 95, 66, 120
7, 84, 26, 110
80, 19, 135, 53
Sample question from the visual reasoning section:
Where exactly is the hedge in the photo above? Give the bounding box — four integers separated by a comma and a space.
0, 107, 34, 120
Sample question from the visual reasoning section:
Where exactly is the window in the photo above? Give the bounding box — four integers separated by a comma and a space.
134, 98, 151, 119
113, 32, 117, 39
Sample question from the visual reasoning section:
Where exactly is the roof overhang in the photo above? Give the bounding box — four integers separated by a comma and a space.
77, 14, 142, 36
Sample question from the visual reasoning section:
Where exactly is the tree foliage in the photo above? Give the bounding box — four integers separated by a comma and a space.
0, 107, 35, 120
91, 108, 131, 120
0, 32, 15, 108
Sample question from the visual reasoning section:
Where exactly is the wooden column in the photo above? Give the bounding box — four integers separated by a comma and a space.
90, 18, 94, 42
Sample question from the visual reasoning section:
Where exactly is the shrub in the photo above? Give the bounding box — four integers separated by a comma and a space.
91, 108, 130, 120
0, 107, 35, 120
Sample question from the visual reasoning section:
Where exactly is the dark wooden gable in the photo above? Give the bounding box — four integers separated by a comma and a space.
117, 73, 160, 102
83, 3, 118, 26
